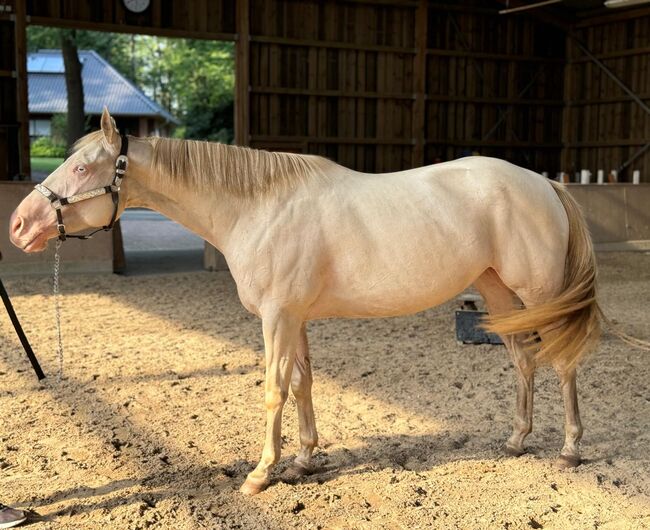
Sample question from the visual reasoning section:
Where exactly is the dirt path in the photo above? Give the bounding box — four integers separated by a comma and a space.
1, 252, 648, 529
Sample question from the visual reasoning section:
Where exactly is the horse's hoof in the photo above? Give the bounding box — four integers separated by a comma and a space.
281, 462, 313, 483
557, 454, 581, 469
504, 444, 525, 457
240, 477, 269, 495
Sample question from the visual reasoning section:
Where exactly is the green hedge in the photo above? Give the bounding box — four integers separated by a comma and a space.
30, 137, 67, 158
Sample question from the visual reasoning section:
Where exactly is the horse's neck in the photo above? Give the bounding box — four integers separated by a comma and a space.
124, 142, 240, 253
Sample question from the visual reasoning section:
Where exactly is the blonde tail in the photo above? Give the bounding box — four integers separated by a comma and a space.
483, 180, 601, 370
597, 306, 650, 351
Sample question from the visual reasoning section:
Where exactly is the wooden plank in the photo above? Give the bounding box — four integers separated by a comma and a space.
14, 0, 29, 177
235, 0, 250, 146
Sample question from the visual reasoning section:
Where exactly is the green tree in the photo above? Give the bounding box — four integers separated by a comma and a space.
27, 27, 235, 142
134, 37, 234, 142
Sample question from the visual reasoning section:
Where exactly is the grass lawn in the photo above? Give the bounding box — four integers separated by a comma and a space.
31, 157, 64, 174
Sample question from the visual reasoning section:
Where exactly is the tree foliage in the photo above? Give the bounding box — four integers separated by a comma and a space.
27, 27, 234, 142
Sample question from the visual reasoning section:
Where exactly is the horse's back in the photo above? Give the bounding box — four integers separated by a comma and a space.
232, 156, 569, 320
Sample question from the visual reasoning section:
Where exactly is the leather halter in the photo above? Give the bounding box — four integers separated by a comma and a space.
34, 134, 129, 241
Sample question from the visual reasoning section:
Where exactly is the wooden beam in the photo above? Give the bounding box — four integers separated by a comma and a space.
569, 45, 650, 64
566, 139, 650, 147
427, 140, 563, 148
425, 94, 564, 106
412, 0, 427, 168
250, 87, 416, 100
250, 35, 417, 54
29, 16, 236, 42
560, 33, 574, 172
568, 94, 650, 106
251, 135, 416, 146
249, 86, 564, 106
574, 5, 650, 27
235, 0, 250, 146
251, 136, 564, 148
15, 0, 30, 177
426, 48, 564, 63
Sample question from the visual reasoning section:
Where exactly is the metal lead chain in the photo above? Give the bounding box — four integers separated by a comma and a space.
53, 239, 63, 380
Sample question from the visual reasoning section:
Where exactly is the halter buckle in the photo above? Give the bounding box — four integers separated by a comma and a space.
116, 155, 128, 171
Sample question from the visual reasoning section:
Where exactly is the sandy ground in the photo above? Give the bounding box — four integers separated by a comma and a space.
0, 252, 648, 529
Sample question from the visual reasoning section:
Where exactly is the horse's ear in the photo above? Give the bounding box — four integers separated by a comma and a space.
101, 106, 118, 146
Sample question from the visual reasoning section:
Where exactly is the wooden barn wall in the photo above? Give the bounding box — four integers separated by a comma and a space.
0, 0, 29, 180
245, 0, 566, 173
3, 0, 647, 181
563, 11, 650, 182
26, 0, 236, 39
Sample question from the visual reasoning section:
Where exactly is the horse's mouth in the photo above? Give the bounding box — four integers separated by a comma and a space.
21, 232, 49, 253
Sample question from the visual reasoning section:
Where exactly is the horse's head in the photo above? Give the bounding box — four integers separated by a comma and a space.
10, 108, 126, 252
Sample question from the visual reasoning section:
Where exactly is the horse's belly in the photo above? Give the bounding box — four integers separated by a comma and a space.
306, 245, 489, 319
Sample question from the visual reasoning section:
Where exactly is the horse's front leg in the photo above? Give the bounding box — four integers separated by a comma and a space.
240, 310, 301, 495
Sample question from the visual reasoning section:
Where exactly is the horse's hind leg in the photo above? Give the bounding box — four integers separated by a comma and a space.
474, 269, 536, 456
554, 365, 582, 468
284, 324, 319, 480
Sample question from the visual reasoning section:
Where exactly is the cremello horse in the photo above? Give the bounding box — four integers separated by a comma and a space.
10, 109, 601, 495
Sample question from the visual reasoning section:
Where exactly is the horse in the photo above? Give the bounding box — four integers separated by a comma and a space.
10, 108, 601, 495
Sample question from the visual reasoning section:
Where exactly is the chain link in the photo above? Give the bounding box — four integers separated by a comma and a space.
53, 239, 63, 381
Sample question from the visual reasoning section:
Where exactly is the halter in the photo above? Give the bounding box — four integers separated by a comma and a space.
34, 134, 129, 241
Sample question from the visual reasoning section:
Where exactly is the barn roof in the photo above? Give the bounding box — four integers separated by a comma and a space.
28, 50, 178, 124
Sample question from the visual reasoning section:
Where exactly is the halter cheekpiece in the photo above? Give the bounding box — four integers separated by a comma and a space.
34, 134, 129, 241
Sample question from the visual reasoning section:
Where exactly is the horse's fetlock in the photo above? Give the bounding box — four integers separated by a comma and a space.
567, 423, 583, 441
513, 418, 532, 435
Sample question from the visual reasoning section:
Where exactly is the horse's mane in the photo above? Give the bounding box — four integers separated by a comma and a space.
148, 136, 332, 199
74, 131, 333, 199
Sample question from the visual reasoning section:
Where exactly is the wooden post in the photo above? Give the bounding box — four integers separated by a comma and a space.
14, 0, 30, 177
412, 0, 427, 168
235, 0, 250, 146
560, 32, 574, 175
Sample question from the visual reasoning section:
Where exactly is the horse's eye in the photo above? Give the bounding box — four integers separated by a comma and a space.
76, 165, 86, 173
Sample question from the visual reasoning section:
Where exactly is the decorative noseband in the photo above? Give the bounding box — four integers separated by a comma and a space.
34, 134, 129, 241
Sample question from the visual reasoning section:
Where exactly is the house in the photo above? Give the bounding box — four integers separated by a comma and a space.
28, 49, 177, 140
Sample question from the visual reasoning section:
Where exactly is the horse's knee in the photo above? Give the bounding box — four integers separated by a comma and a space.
265, 388, 289, 410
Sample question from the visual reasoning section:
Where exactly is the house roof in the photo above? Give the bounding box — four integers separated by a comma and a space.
28, 50, 178, 124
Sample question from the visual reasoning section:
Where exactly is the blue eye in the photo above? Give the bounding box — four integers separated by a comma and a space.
76, 165, 86, 173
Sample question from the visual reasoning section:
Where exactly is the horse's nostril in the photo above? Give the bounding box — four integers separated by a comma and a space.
11, 215, 25, 237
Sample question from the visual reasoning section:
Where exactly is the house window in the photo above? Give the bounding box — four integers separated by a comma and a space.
29, 119, 51, 137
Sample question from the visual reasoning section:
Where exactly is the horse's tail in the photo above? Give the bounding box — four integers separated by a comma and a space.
483, 180, 600, 370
